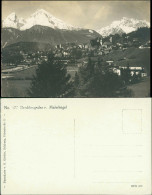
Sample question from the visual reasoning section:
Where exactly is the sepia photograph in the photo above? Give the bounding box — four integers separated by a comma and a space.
1, 1, 151, 194
1, 1, 150, 98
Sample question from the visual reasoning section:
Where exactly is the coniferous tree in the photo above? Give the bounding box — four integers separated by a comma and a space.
74, 58, 94, 97
121, 65, 131, 84
28, 54, 72, 97
74, 58, 131, 97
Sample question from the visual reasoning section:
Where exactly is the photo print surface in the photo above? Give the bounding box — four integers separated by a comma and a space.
1, 1, 150, 97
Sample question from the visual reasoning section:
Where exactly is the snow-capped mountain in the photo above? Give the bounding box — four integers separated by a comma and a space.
98, 17, 150, 37
2, 12, 26, 29
21, 9, 76, 30
2, 9, 77, 30
2, 9, 101, 47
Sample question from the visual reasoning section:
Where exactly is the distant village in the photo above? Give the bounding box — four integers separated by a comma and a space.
2, 34, 150, 81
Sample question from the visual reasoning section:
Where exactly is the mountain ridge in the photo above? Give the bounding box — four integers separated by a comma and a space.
1, 25, 101, 47
2, 10, 150, 47
2, 9, 78, 30
97, 17, 150, 37
3, 10, 150, 35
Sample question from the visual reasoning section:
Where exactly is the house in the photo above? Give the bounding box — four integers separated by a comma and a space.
116, 43, 123, 49
112, 68, 121, 76
106, 61, 114, 66
54, 53, 63, 58
40, 55, 48, 61
103, 49, 110, 55
63, 51, 70, 57
84, 44, 89, 49
78, 44, 83, 49
109, 37, 112, 43
98, 51, 103, 56
103, 41, 112, 49
139, 41, 150, 49
119, 65, 147, 77
141, 72, 147, 77
139, 45, 145, 49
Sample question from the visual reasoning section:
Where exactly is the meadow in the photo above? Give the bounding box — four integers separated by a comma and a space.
1, 65, 78, 97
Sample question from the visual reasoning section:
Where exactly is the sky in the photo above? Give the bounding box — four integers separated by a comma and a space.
2, 1, 150, 30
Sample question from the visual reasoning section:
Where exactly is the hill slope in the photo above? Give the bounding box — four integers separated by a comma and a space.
2, 42, 53, 53
2, 25, 101, 47
103, 47, 150, 74
103, 27, 150, 45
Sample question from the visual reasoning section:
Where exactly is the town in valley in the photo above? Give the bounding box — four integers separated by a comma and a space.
1, 5, 150, 98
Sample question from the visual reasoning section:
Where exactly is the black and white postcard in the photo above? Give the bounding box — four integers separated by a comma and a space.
1, 0, 150, 98
1, 0, 151, 194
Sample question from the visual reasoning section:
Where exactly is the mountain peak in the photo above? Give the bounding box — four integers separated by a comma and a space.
32, 9, 52, 17
2, 9, 75, 30
8, 12, 16, 17
3, 12, 20, 29
35, 8, 47, 12
98, 17, 150, 37
35, 9, 49, 13
122, 17, 128, 20
6, 12, 17, 21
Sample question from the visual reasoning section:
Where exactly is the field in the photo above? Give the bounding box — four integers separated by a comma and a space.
1, 63, 150, 98
1, 65, 78, 97
127, 77, 150, 97
1, 79, 31, 97
2, 76, 150, 98
1, 65, 38, 97
2, 65, 38, 79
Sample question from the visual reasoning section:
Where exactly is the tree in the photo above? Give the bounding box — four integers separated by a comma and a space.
70, 48, 82, 59
28, 54, 72, 97
73, 58, 94, 97
120, 65, 131, 84
2, 50, 24, 65
74, 58, 131, 97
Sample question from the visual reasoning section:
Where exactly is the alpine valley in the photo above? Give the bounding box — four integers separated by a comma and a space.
1, 9, 151, 98
2, 9, 150, 48
2, 9, 100, 48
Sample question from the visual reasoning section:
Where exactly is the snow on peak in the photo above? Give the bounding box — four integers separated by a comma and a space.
19, 17, 26, 23
32, 9, 52, 16
97, 17, 150, 37
3, 9, 77, 31
3, 12, 26, 29
2, 12, 18, 28
20, 9, 75, 30
7, 12, 17, 20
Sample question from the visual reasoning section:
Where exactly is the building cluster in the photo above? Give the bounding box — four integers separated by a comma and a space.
4, 34, 149, 80
104, 60, 147, 78
19, 51, 49, 65
53, 35, 150, 59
